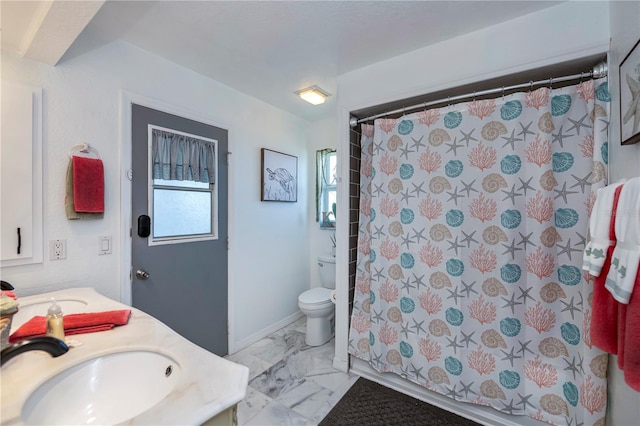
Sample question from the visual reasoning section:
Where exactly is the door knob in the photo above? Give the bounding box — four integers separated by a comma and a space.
135, 269, 150, 280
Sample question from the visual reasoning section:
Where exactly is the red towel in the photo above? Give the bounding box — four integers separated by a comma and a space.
72, 156, 104, 213
1, 291, 17, 300
591, 184, 623, 354
9, 309, 131, 342
622, 273, 640, 391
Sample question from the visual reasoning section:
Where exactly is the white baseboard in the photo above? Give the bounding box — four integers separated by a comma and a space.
231, 311, 304, 354
350, 358, 546, 426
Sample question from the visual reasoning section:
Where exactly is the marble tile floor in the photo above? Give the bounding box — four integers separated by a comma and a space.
225, 318, 358, 425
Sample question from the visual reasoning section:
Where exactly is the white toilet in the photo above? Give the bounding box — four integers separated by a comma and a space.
298, 256, 336, 346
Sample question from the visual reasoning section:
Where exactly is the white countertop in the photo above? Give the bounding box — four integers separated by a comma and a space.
0, 288, 249, 425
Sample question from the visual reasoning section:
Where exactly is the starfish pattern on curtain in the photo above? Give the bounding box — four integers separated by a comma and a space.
349, 78, 610, 426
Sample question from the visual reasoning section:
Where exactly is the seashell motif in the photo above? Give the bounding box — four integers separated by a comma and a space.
388, 264, 404, 280
388, 221, 404, 237
596, 82, 610, 102
430, 224, 452, 242
592, 161, 606, 184
594, 418, 606, 426
552, 152, 575, 173
429, 176, 452, 194
446, 258, 465, 277
482, 173, 508, 193
540, 282, 567, 303
445, 307, 464, 326
500, 100, 523, 121
370, 208, 377, 222
428, 366, 451, 384
500, 264, 522, 283
370, 249, 376, 264
481, 121, 508, 141
444, 111, 463, 129
540, 394, 569, 416
370, 290, 376, 305
357, 338, 370, 353
590, 353, 608, 378
551, 94, 572, 116
499, 370, 521, 389
428, 128, 451, 146
560, 322, 581, 345
540, 227, 563, 248
481, 329, 507, 348
361, 298, 370, 313
554, 208, 579, 229
591, 104, 608, 121
387, 135, 403, 151
482, 278, 508, 297
445, 160, 464, 178
445, 357, 463, 376
388, 178, 403, 194
430, 272, 452, 289
387, 307, 402, 323
400, 297, 415, 313
483, 226, 508, 245
386, 349, 402, 365
400, 341, 414, 358
500, 209, 522, 229
401, 253, 415, 269
500, 155, 522, 175
500, 317, 522, 337
539, 169, 559, 190
563, 382, 579, 407
538, 111, 555, 134
398, 120, 414, 136
480, 380, 506, 400
399, 163, 414, 180
601, 142, 608, 165
400, 208, 415, 225
538, 337, 569, 358
558, 265, 582, 286
429, 319, 451, 337
446, 209, 465, 227
369, 331, 375, 346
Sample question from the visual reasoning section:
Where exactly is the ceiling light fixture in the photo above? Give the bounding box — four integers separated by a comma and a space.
295, 86, 330, 105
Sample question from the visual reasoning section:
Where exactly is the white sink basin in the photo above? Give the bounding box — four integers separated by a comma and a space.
12, 298, 88, 330
21, 350, 181, 425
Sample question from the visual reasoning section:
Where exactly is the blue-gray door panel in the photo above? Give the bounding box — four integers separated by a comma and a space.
131, 104, 228, 356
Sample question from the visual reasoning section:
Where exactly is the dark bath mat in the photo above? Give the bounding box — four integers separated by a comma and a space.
319, 377, 480, 426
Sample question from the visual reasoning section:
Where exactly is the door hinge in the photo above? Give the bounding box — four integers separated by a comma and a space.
226, 151, 231, 166
226, 237, 229, 250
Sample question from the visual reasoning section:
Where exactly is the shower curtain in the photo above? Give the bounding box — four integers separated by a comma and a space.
349, 79, 610, 425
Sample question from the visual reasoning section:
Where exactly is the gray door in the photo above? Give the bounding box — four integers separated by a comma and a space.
131, 104, 228, 356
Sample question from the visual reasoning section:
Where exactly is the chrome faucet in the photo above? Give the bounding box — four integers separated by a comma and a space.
1, 336, 69, 366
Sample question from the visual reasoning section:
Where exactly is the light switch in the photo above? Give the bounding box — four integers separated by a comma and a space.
98, 236, 112, 255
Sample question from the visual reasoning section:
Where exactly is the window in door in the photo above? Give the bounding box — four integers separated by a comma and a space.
317, 149, 336, 229
148, 125, 218, 245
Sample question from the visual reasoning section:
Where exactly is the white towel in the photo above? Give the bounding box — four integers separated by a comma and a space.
606, 177, 640, 303
582, 182, 624, 276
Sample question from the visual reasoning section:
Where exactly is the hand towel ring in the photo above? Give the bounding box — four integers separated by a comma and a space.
69, 143, 100, 159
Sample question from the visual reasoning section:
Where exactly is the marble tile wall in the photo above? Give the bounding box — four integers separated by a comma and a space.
225, 318, 358, 425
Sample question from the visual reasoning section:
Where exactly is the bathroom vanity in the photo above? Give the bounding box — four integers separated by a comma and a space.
0, 288, 248, 425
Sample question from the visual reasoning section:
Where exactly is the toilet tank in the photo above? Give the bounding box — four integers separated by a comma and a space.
318, 256, 336, 289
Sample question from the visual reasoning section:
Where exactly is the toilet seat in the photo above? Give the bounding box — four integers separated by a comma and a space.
298, 288, 332, 307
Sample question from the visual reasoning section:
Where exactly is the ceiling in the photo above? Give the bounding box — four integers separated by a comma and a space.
1, 0, 563, 121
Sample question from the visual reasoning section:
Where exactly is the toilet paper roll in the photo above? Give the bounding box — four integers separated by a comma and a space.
330, 290, 337, 304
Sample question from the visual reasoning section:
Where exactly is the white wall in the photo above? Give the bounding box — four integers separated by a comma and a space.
606, 2, 640, 424
308, 118, 338, 289
332, 0, 611, 372
0, 40, 311, 351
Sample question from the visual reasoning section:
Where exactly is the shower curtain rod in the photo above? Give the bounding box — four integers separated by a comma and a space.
349, 61, 608, 127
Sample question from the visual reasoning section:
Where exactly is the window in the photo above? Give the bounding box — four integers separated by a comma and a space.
148, 125, 218, 245
317, 149, 336, 229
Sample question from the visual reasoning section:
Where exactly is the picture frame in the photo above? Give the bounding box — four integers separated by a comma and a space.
620, 38, 640, 145
261, 148, 298, 202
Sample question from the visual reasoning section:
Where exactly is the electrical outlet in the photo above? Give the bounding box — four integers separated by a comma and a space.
49, 239, 66, 260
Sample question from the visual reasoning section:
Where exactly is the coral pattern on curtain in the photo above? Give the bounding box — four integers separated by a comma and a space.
349, 79, 610, 425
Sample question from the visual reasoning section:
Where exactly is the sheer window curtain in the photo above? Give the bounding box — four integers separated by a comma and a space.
152, 129, 216, 183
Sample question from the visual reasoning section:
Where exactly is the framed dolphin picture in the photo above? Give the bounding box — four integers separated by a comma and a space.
261, 148, 298, 202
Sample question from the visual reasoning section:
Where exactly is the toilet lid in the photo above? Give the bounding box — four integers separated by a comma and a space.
299, 287, 332, 304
